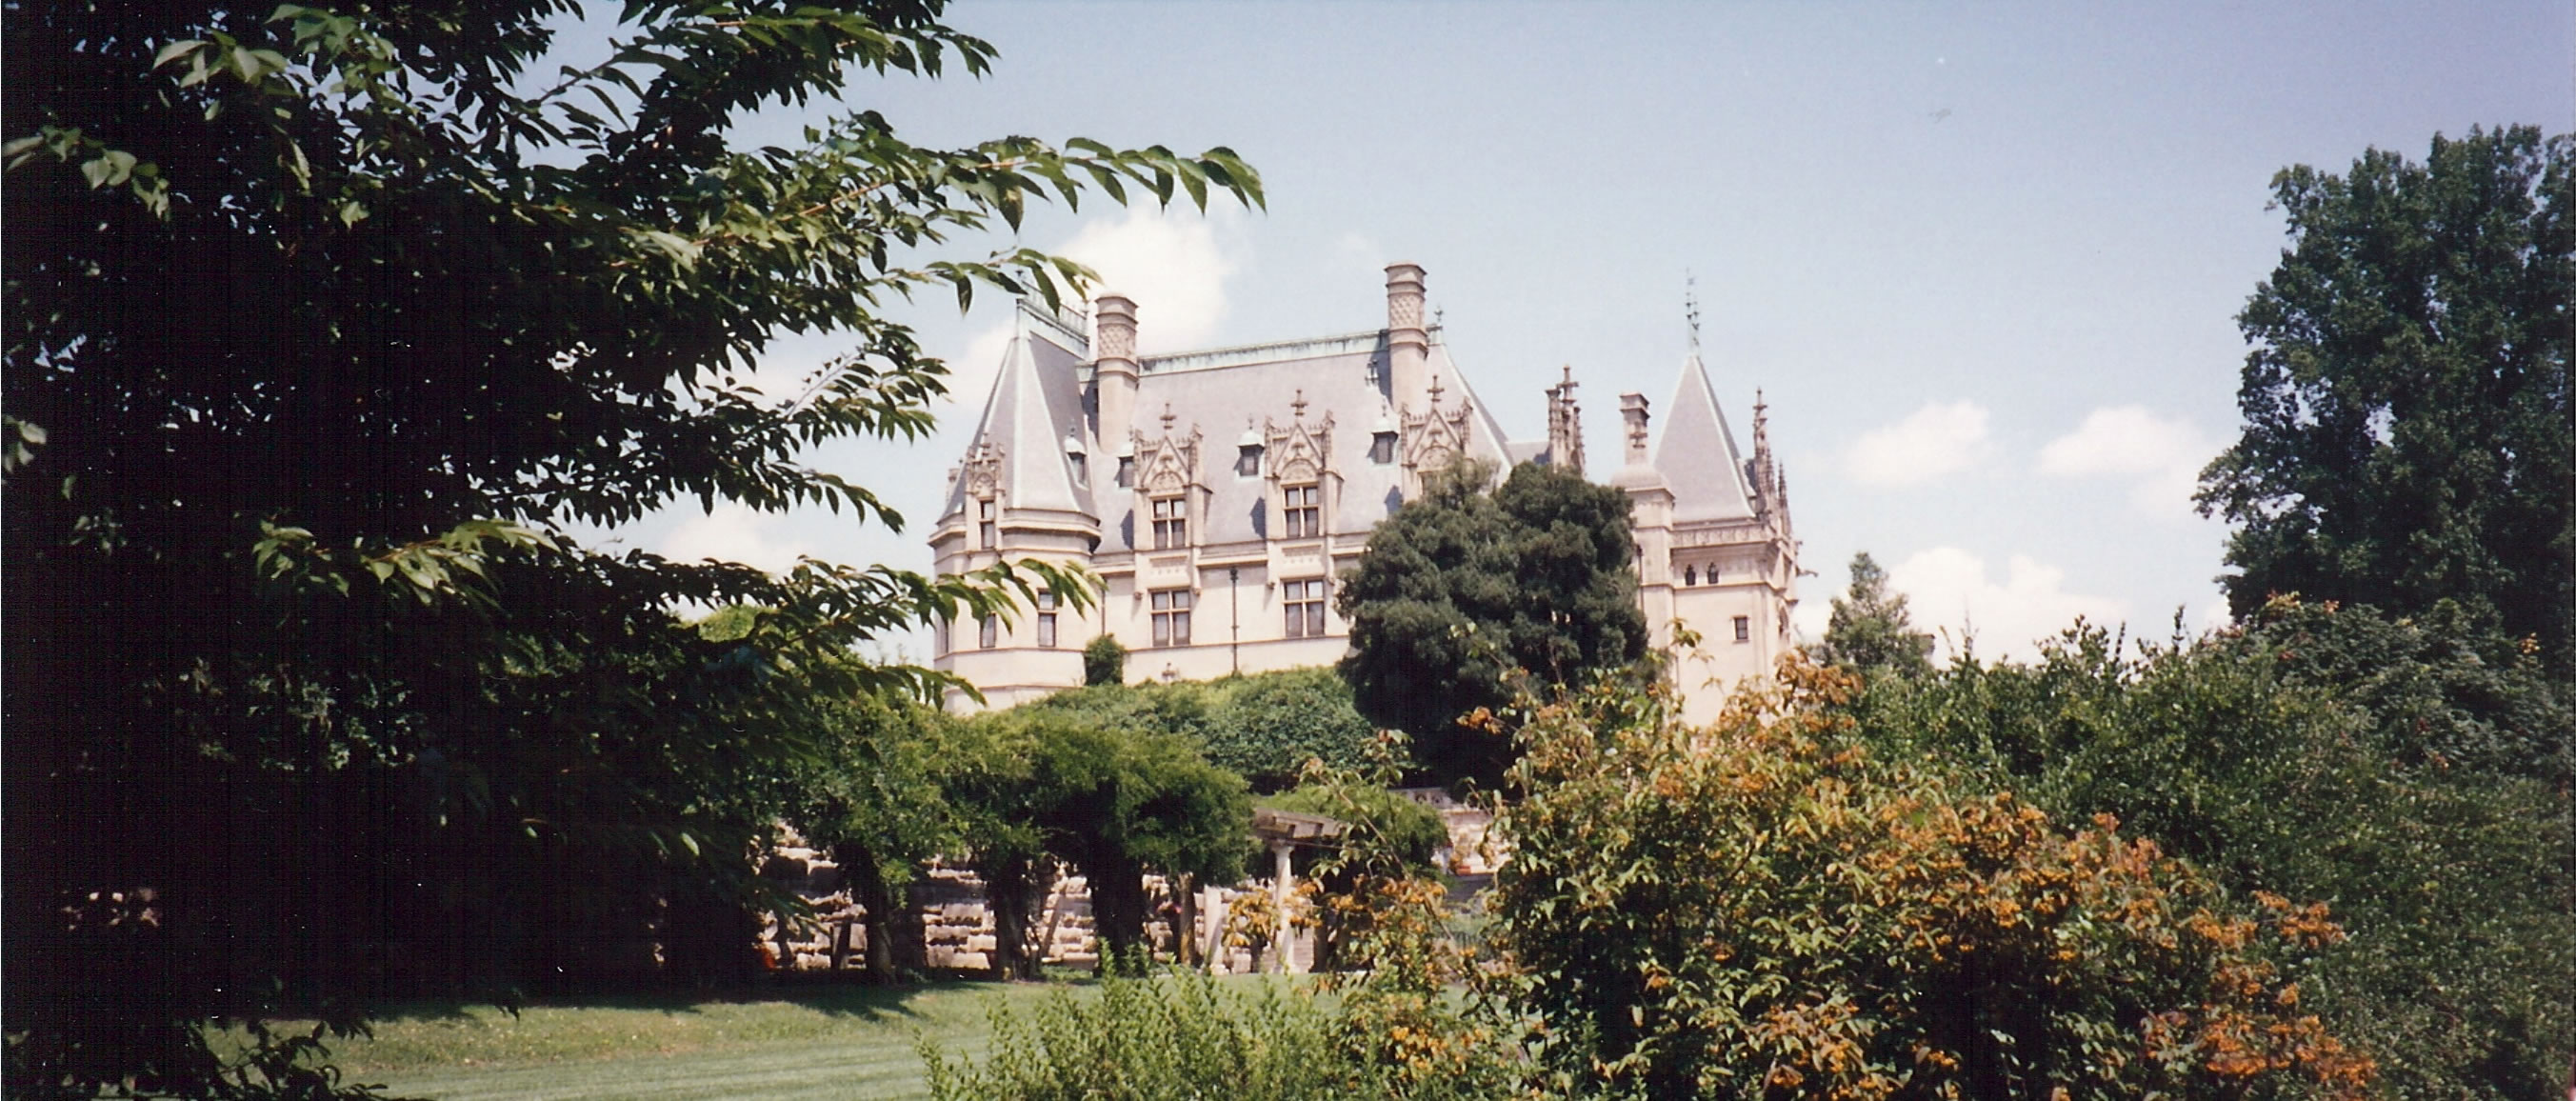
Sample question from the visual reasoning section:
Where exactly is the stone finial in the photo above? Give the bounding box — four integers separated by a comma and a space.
1546, 365, 1585, 476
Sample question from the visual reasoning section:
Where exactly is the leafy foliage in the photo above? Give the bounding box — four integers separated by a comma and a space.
1083, 633, 1128, 687
776, 685, 960, 983
1024, 669, 1395, 791
2197, 126, 2573, 674
1847, 611, 2572, 1101
1204, 669, 1394, 791
1489, 661, 2375, 1099
953, 709, 1251, 974
1338, 460, 1647, 785
920, 971, 1351, 1100
2, 0, 1256, 1093
1810, 550, 1936, 679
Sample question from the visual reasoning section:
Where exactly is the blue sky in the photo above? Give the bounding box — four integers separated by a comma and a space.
593, 1, 2573, 661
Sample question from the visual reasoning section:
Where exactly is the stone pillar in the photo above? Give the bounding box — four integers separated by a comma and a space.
1385, 263, 1428, 413
1269, 839, 1296, 974
1094, 294, 1139, 467
1201, 885, 1229, 973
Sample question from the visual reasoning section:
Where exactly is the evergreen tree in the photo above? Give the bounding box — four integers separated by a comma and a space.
1811, 550, 1935, 679
1337, 460, 1647, 786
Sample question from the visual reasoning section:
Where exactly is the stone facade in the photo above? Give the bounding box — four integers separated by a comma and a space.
931, 264, 1797, 724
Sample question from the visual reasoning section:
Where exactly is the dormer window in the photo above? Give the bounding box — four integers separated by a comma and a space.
1283, 484, 1321, 538
1236, 444, 1263, 477
1370, 430, 1396, 465
1116, 455, 1135, 488
977, 498, 996, 550
1065, 433, 1088, 488
1150, 495, 1188, 550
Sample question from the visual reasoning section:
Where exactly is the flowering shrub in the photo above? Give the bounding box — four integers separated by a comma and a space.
1488, 657, 2374, 1099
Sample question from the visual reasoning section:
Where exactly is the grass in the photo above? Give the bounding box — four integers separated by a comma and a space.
273, 978, 1080, 1101
260, 972, 1309, 1100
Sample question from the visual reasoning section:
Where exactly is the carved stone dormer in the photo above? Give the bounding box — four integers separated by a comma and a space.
1264, 390, 1335, 485
1399, 375, 1474, 492
962, 433, 1006, 501
1267, 390, 1337, 542
1132, 403, 1205, 550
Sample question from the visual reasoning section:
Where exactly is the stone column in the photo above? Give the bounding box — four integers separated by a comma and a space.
1269, 839, 1296, 974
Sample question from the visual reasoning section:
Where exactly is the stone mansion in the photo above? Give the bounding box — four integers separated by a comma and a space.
930, 264, 1799, 725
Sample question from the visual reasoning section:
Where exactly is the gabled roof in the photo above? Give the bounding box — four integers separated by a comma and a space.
1650, 351, 1757, 524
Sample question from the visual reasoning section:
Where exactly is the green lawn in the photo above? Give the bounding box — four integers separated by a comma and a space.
297, 978, 1081, 1101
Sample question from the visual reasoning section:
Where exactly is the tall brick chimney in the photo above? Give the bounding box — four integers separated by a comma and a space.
1093, 294, 1139, 466
1384, 263, 1428, 411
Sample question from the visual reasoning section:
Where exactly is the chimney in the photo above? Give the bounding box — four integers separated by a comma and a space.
1620, 392, 1651, 467
1094, 294, 1139, 462
1384, 263, 1428, 411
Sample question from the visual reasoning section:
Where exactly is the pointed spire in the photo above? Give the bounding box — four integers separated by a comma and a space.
1686, 270, 1702, 350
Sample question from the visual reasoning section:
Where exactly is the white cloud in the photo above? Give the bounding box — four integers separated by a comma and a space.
1887, 547, 2128, 663
939, 321, 1018, 410
2037, 405, 2219, 519
1845, 400, 1992, 487
659, 502, 816, 575
1058, 206, 1239, 352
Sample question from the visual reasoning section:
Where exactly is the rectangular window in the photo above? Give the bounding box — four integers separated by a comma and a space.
1150, 496, 1188, 550
1150, 589, 1193, 647
1237, 446, 1263, 477
1117, 456, 1135, 488
1283, 578, 1327, 638
1370, 433, 1396, 465
980, 614, 1000, 649
978, 498, 995, 550
1732, 615, 1751, 643
1036, 591, 1058, 649
1282, 484, 1321, 539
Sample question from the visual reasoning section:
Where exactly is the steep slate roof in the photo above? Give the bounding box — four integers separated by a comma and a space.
941, 306, 1095, 523
1650, 351, 1758, 524
1104, 334, 1512, 551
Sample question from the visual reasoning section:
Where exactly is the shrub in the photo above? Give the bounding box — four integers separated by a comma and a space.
920, 970, 1349, 1100
1489, 660, 2374, 1099
1083, 635, 1128, 687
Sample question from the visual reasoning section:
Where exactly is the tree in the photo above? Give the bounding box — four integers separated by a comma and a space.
1490, 662, 2378, 1099
1083, 633, 1128, 687
1337, 460, 1647, 785
2, 1, 1257, 1092
776, 683, 957, 984
1204, 668, 1393, 791
950, 709, 1250, 975
1845, 615, 2571, 1100
1809, 550, 1935, 679
2196, 127, 2573, 673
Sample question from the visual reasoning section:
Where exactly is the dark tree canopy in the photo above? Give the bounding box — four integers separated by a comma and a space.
1336, 460, 1647, 785
2197, 126, 2573, 672
1810, 550, 1935, 679
2, 0, 1255, 1092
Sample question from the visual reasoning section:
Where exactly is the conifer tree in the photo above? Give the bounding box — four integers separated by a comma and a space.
1812, 551, 1936, 679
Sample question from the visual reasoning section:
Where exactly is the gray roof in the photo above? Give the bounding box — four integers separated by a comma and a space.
1650, 351, 1758, 524
1107, 334, 1511, 550
942, 305, 1096, 523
